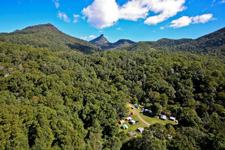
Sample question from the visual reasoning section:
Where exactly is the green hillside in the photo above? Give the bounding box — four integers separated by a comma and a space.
0, 24, 101, 54
127, 27, 225, 55
1, 39, 225, 149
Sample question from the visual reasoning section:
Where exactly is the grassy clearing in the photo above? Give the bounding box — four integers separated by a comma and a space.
118, 103, 178, 139
118, 104, 148, 136
133, 106, 178, 126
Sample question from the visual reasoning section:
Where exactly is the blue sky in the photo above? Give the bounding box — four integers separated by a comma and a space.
0, 0, 225, 42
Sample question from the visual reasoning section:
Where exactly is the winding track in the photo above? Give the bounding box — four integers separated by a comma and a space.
128, 103, 150, 126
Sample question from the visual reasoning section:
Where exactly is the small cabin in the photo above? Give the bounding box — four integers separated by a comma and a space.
144, 109, 149, 112
136, 127, 144, 134
126, 117, 132, 121
129, 120, 136, 125
122, 124, 128, 129
119, 120, 125, 125
135, 105, 140, 109
160, 114, 167, 120
169, 116, 176, 121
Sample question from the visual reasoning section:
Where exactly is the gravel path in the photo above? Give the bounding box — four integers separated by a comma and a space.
128, 103, 150, 126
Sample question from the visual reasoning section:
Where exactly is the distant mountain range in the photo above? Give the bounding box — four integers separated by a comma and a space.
90, 34, 135, 50
126, 27, 225, 55
0, 24, 101, 54
90, 27, 225, 55
0, 23, 224, 55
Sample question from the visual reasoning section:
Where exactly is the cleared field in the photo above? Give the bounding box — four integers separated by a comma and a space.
119, 103, 178, 137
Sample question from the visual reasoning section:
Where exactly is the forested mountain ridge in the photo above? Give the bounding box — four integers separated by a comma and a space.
1, 24, 224, 55
0, 24, 101, 54
90, 34, 135, 50
1, 39, 225, 149
12, 23, 60, 34
127, 27, 225, 55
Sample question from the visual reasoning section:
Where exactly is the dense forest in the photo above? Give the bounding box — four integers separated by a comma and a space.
126, 27, 225, 56
0, 24, 101, 54
0, 38, 225, 150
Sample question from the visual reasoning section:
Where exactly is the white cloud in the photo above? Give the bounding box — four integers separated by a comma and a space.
144, 0, 186, 25
57, 12, 70, 23
80, 35, 97, 40
212, 0, 216, 5
117, 27, 123, 31
160, 26, 165, 30
192, 14, 213, 23
170, 14, 213, 28
119, 0, 150, 21
73, 14, 80, 23
53, 0, 60, 8
80, 37, 87, 40
82, 0, 119, 29
82, 0, 187, 29
212, 0, 225, 5
170, 16, 192, 28
88, 35, 97, 39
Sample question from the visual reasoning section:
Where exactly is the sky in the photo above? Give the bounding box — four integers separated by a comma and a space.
0, 0, 225, 42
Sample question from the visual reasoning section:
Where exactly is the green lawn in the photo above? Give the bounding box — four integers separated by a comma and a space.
118, 105, 148, 136
119, 104, 178, 138
133, 105, 178, 126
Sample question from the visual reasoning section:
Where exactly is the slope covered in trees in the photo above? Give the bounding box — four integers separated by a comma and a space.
0, 24, 101, 54
0, 40, 225, 149
126, 27, 225, 55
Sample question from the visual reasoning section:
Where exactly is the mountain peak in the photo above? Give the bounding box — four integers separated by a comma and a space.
90, 35, 135, 50
3, 23, 101, 54
90, 34, 110, 47
14, 23, 60, 34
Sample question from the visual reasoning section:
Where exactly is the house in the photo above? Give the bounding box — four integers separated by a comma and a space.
119, 120, 125, 125
129, 120, 136, 125
144, 109, 149, 112
160, 114, 167, 120
135, 105, 140, 109
126, 117, 132, 121
122, 124, 128, 129
136, 127, 144, 134
169, 116, 176, 121
127, 132, 136, 137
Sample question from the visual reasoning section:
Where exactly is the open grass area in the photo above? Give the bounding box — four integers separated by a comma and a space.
118, 104, 148, 136
132, 106, 178, 126
119, 103, 178, 139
